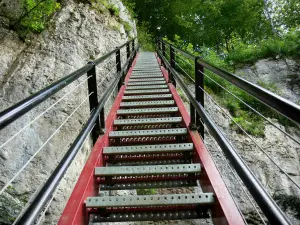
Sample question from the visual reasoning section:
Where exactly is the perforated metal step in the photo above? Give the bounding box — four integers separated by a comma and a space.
90, 210, 204, 222
128, 78, 165, 82
109, 128, 187, 138
130, 75, 164, 79
127, 81, 166, 86
122, 94, 172, 101
86, 193, 214, 208
117, 107, 178, 115
120, 100, 175, 108
126, 85, 168, 90
103, 143, 193, 155
100, 180, 197, 190
124, 89, 170, 95
114, 117, 182, 126
95, 164, 200, 176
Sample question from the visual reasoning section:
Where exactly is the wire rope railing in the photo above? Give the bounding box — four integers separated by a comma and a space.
0, 38, 138, 224
0, 76, 92, 150
172, 54, 300, 190
0, 92, 92, 196
201, 72, 300, 145
157, 38, 295, 224
197, 83, 300, 190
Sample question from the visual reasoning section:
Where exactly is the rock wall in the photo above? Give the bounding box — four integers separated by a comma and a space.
235, 58, 300, 104
0, 0, 136, 224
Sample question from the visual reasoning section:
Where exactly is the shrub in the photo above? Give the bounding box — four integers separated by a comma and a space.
227, 31, 300, 64
137, 22, 155, 51
120, 20, 132, 35
136, 189, 156, 195
108, 4, 120, 17
20, 0, 60, 33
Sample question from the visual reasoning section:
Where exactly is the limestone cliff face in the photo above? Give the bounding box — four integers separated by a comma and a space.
208, 59, 300, 224
0, 0, 136, 224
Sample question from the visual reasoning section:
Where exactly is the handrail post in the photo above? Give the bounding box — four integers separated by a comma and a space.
126, 42, 131, 71
116, 48, 122, 90
169, 45, 176, 87
132, 39, 135, 53
87, 62, 102, 143
195, 57, 204, 138
161, 41, 166, 67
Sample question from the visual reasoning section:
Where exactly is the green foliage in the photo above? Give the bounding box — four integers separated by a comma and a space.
137, 22, 155, 51
20, 0, 60, 33
107, 4, 120, 17
164, 34, 298, 137
227, 31, 300, 64
136, 189, 156, 195
121, 20, 132, 35
121, 0, 136, 19
274, 194, 300, 219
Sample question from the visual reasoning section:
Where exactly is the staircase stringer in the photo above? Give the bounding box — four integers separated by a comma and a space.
58, 54, 139, 225
159, 57, 244, 224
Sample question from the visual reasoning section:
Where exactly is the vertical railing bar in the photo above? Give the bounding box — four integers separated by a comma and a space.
169, 44, 176, 87
116, 48, 122, 90
87, 62, 101, 143
195, 57, 204, 138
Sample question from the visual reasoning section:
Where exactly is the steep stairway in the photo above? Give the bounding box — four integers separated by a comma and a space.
85, 52, 215, 223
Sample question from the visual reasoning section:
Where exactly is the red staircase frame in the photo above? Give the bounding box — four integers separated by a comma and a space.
58, 53, 244, 225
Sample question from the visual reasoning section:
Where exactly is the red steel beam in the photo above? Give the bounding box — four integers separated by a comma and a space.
159, 57, 245, 225
58, 55, 138, 225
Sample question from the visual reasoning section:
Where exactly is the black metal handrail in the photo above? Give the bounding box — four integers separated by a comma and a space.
0, 38, 136, 130
0, 38, 137, 224
157, 38, 300, 125
157, 43, 291, 225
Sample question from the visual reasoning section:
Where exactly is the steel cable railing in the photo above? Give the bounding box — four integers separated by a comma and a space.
0, 92, 93, 196
201, 72, 300, 145
197, 83, 300, 190
0, 76, 92, 150
0, 38, 138, 224
166, 42, 300, 191
157, 40, 292, 224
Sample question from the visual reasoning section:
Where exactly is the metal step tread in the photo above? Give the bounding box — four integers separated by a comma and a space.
95, 164, 200, 176
109, 128, 187, 137
104, 143, 193, 155
99, 180, 197, 190
124, 89, 170, 95
117, 107, 178, 115
120, 100, 175, 107
86, 193, 214, 208
128, 78, 165, 82
122, 94, 172, 100
126, 85, 168, 90
130, 75, 163, 79
127, 81, 166, 86
114, 117, 182, 126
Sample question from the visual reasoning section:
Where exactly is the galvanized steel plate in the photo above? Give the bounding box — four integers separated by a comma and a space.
128, 78, 165, 82
86, 193, 214, 207
122, 94, 172, 100
104, 143, 193, 155
95, 164, 201, 176
124, 89, 170, 94
109, 128, 187, 137
126, 85, 168, 90
120, 100, 175, 107
127, 81, 166, 86
114, 117, 182, 125
117, 107, 178, 115
100, 180, 197, 190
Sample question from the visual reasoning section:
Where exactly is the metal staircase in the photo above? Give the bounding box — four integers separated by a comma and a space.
2, 37, 296, 224
83, 53, 223, 223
